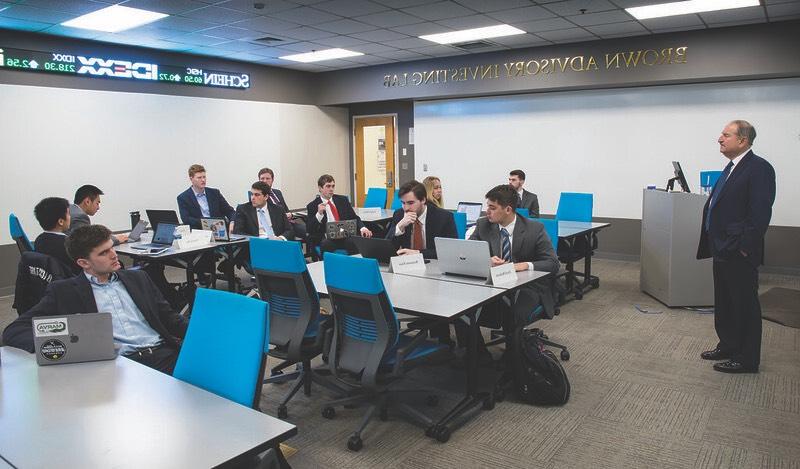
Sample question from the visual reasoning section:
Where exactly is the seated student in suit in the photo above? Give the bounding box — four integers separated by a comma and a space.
306, 174, 372, 255
67, 185, 128, 244
177, 164, 236, 230
33, 197, 81, 276
423, 176, 444, 209
508, 169, 540, 218
2, 225, 188, 375
258, 167, 306, 239
456, 184, 559, 361
387, 180, 458, 259
234, 181, 294, 240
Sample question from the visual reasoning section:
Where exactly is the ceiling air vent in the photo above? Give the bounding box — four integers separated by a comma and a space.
452, 40, 494, 51
253, 36, 284, 44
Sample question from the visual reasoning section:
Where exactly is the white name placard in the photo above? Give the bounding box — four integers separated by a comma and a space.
390, 253, 426, 274
177, 231, 212, 249
490, 263, 517, 285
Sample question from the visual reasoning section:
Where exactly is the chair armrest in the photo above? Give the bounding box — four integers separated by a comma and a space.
391, 328, 429, 375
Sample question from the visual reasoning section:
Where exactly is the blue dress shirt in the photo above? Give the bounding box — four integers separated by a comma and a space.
194, 190, 211, 218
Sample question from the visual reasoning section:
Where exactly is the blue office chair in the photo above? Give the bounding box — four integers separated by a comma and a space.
321, 253, 447, 451
453, 211, 467, 239
555, 192, 593, 222
363, 187, 388, 208
173, 288, 269, 409
515, 208, 529, 218
555, 193, 597, 300
536, 218, 559, 255
251, 238, 340, 419
9, 213, 34, 253
390, 189, 401, 210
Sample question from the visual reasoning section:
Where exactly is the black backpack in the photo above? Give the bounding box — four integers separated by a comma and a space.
513, 328, 570, 406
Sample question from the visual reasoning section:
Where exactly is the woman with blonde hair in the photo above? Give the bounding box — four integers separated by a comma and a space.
422, 176, 444, 208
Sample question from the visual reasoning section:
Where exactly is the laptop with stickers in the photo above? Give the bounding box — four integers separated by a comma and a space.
33, 313, 117, 366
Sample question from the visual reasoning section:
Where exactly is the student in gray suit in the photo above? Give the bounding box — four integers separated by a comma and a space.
508, 169, 540, 218
457, 184, 559, 361
66, 185, 128, 245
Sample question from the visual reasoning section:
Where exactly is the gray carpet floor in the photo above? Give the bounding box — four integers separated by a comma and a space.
2, 258, 799, 468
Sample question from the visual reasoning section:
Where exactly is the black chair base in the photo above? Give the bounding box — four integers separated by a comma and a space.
263, 357, 345, 419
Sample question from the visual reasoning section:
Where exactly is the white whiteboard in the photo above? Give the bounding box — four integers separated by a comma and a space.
0, 84, 350, 244
415, 78, 800, 227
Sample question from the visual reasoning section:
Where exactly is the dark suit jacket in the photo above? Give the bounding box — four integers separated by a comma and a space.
470, 214, 560, 273
697, 150, 776, 266
520, 189, 540, 218
305, 194, 364, 242
233, 202, 293, 239
386, 203, 458, 259
177, 187, 236, 229
2, 270, 188, 353
270, 188, 290, 213
34, 232, 81, 275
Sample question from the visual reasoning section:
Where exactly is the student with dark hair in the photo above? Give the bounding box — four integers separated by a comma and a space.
33, 197, 80, 275
258, 167, 306, 239
508, 169, 540, 218
387, 180, 457, 259
3, 225, 188, 375
305, 174, 372, 255
234, 181, 293, 240
67, 184, 128, 244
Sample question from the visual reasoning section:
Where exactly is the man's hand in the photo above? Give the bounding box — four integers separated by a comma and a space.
397, 248, 419, 256
490, 256, 505, 267
116, 233, 130, 243
317, 202, 327, 214
397, 211, 417, 231
360, 227, 373, 238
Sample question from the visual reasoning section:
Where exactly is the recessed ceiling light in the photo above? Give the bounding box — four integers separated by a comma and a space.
419, 24, 525, 45
61, 5, 168, 33
626, 0, 760, 20
280, 48, 364, 63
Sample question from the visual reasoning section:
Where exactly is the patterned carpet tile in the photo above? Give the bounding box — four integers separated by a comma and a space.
696, 441, 800, 469
703, 399, 800, 459
620, 353, 728, 397
720, 374, 800, 414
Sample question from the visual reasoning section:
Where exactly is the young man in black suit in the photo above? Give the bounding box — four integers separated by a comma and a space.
508, 169, 540, 218
258, 167, 306, 239
233, 181, 293, 240
3, 225, 188, 374
305, 174, 372, 255
697, 120, 776, 374
387, 180, 458, 259
176, 164, 236, 230
33, 197, 81, 275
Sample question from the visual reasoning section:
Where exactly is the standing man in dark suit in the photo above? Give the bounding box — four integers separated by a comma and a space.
698, 120, 776, 374
67, 185, 128, 244
3, 225, 188, 375
306, 174, 372, 255
177, 164, 236, 230
258, 167, 306, 240
233, 181, 293, 240
508, 169, 540, 218
33, 197, 81, 276
387, 180, 458, 259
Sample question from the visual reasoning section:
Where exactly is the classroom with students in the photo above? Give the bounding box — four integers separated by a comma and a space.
1, 1, 799, 468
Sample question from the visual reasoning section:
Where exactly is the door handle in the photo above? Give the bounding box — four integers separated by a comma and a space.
387, 170, 393, 188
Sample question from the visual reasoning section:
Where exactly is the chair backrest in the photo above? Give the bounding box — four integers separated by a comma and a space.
9, 213, 34, 253
555, 192, 593, 222
390, 189, 401, 210
516, 208, 530, 218
363, 187, 388, 208
453, 211, 467, 239
535, 218, 559, 253
13, 252, 69, 314
173, 288, 269, 409
324, 253, 399, 389
250, 238, 321, 360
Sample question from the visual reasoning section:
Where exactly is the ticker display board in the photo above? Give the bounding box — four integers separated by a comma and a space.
0, 46, 250, 89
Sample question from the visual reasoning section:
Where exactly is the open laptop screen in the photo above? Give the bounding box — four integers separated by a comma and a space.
457, 202, 482, 224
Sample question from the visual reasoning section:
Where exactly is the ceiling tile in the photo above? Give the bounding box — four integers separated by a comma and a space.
401, 1, 477, 21
585, 20, 648, 36
315, 35, 369, 47
312, 0, 390, 17
514, 17, 578, 32
381, 36, 432, 49
350, 28, 409, 41
543, 0, 618, 16
354, 9, 423, 27
342, 53, 397, 63
17, 0, 109, 15
227, 51, 265, 61
375, 48, 429, 60
488, 32, 548, 47
408, 44, 467, 56
767, 2, 800, 17
487, 6, 556, 23
650, 24, 705, 34
272, 6, 342, 25
638, 14, 703, 30
230, 15, 299, 33
567, 10, 634, 26
314, 18, 376, 34
147, 15, 218, 32
0, 4, 74, 23
211, 39, 267, 52
41, 24, 106, 39
217, 0, 298, 15
606, 0, 672, 7
117, 0, 201, 15
390, 21, 452, 36
279, 25, 337, 40
169, 32, 229, 46
535, 27, 596, 41
122, 24, 188, 40
271, 40, 323, 52
452, 0, 538, 13
200, 25, 256, 40
699, 6, 766, 24
434, 14, 503, 29
370, 0, 430, 7
347, 41, 398, 53
180, 6, 258, 23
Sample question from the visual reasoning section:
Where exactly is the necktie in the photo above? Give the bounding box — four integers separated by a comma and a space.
500, 227, 512, 263
705, 161, 734, 231
328, 200, 340, 221
412, 219, 424, 250
269, 192, 279, 205
257, 208, 274, 237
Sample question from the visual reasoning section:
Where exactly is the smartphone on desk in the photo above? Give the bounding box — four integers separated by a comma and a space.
131, 246, 169, 255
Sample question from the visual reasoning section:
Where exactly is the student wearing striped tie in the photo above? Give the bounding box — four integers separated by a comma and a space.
305, 174, 371, 256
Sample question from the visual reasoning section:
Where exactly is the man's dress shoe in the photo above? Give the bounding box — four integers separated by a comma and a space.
701, 348, 732, 360
713, 360, 758, 374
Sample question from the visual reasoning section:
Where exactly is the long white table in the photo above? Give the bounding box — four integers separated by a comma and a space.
391, 259, 550, 289
0, 347, 296, 469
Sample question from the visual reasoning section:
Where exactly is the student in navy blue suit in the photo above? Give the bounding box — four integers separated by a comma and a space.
697, 120, 776, 374
176, 164, 236, 229
386, 180, 458, 260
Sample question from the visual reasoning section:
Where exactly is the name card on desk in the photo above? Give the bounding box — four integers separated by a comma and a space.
490, 263, 517, 286
177, 231, 212, 250
390, 253, 426, 274
175, 225, 192, 237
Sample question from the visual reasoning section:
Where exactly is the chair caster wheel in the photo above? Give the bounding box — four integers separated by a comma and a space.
426, 395, 439, 407
277, 405, 288, 419
561, 350, 570, 361
435, 425, 451, 443
322, 406, 336, 419
554, 308, 561, 316
347, 434, 363, 452
482, 395, 495, 410
575, 292, 583, 300
425, 426, 437, 438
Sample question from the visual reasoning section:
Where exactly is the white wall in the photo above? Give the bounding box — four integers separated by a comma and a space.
0, 84, 350, 244
415, 78, 800, 227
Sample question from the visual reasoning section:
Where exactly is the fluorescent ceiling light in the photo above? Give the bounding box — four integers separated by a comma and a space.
280, 48, 363, 63
419, 24, 525, 45
61, 5, 168, 33
626, 0, 760, 20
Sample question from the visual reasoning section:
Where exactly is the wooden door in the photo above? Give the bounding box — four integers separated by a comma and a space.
354, 115, 396, 207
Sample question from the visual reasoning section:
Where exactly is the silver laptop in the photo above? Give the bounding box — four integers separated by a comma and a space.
201, 217, 244, 242
33, 313, 117, 366
435, 237, 492, 279
127, 219, 148, 242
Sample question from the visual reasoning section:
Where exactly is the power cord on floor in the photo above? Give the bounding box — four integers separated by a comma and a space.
634, 304, 662, 314
682, 307, 715, 314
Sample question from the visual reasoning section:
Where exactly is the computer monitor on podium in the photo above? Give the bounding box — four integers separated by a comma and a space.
669, 161, 691, 193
